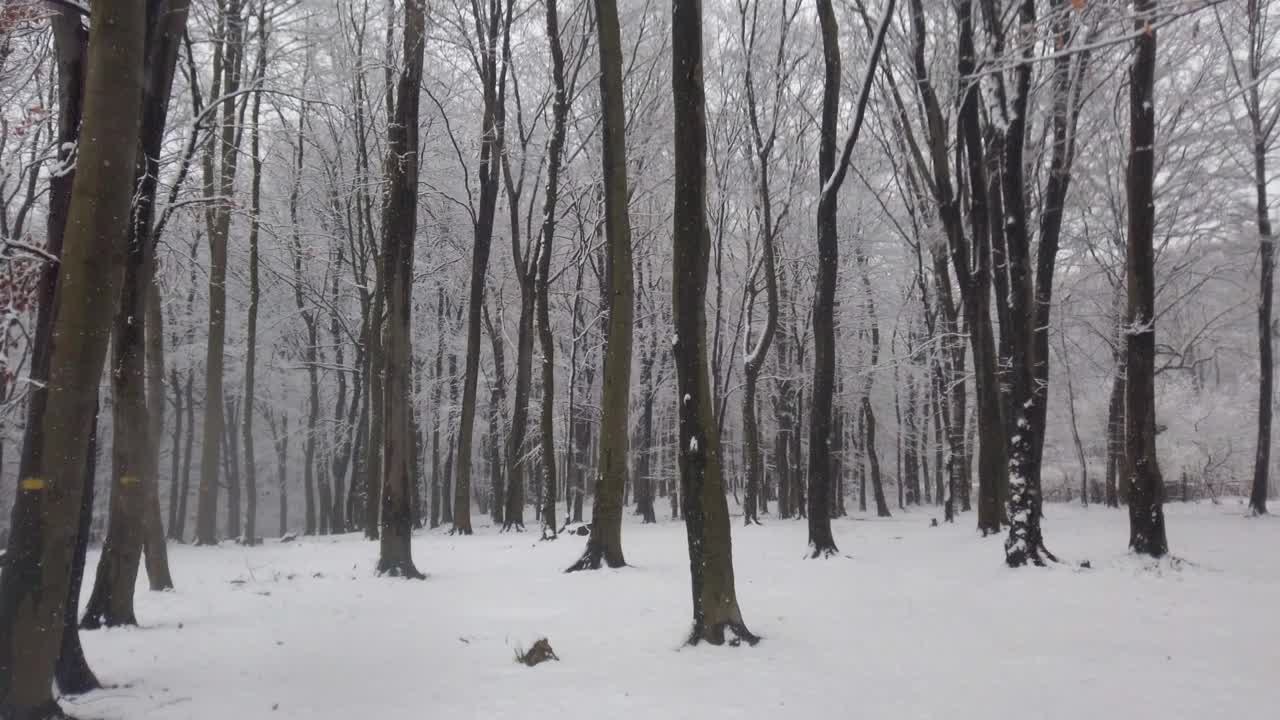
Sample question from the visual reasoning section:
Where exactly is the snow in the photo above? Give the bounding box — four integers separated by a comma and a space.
67, 502, 1280, 719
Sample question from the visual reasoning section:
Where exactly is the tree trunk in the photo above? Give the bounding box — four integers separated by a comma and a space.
1125, 0, 1168, 557
454, 0, 513, 536
143, 264, 173, 588
169, 368, 184, 536
672, 0, 756, 645
483, 304, 507, 527
442, 352, 458, 526
267, 412, 290, 536
955, 0, 1006, 537
566, 0, 634, 572
377, 0, 427, 578
226, 396, 243, 539
196, 0, 247, 546
179, 371, 195, 539
809, 63, 844, 549
1247, 0, 1274, 515
808, 0, 892, 554
55, 398, 101, 696
82, 224, 154, 627
535, 0, 570, 538
1106, 358, 1124, 507
364, 261, 385, 538
430, 290, 446, 529
0, 0, 146, 710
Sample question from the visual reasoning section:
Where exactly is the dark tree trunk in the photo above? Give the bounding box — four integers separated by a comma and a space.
672, 0, 756, 645
483, 305, 507, 527
634, 263, 658, 525
809, 0, 843, 550
177, 371, 195, 539
808, 0, 891, 554
196, 0, 247, 546
454, 0, 513, 536
998, 0, 1053, 568
226, 396, 242, 538
566, 0, 634, 572
536, 0, 570, 538
1124, 0, 1168, 557
0, 0, 146, 711
96, 0, 192, 600
377, 0, 427, 578
430, 291, 446, 530
1246, 0, 1274, 515
955, 0, 1006, 536
169, 368, 184, 536
442, 352, 458, 526
55, 399, 101, 696
143, 269, 173, 589
84, 0, 191, 623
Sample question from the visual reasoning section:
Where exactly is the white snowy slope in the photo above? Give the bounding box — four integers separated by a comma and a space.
68, 502, 1279, 719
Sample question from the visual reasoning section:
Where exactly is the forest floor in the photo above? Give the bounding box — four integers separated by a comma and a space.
68, 500, 1279, 719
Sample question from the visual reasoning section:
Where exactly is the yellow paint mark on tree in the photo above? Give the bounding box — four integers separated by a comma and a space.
121, 475, 141, 486
20, 477, 46, 491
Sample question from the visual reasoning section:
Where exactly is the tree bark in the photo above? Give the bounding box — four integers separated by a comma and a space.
1125, 0, 1168, 557
1245, 0, 1274, 515
566, 0, 634, 572
672, 0, 756, 645
0, 0, 146, 711
808, 0, 891, 555
810, 0, 843, 556
455, 0, 514, 536
196, 0, 247, 546
955, 0, 1006, 536
143, 259, 173, 588
242, 2, 266, 545
377, 0, 427, 578
535, 0, 570, 538
55, 399, 101, 696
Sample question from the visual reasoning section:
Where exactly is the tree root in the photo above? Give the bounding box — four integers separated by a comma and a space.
687, 621, 760, 647
375, 559, 426, 579
563, 541, 624, 572
806, 541, 839, 559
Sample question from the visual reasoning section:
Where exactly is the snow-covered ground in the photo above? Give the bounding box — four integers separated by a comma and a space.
68, 501, 1279, 719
